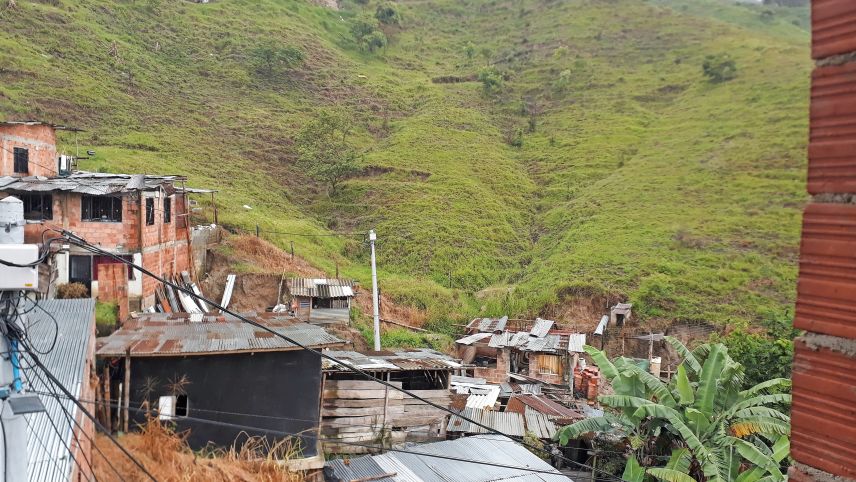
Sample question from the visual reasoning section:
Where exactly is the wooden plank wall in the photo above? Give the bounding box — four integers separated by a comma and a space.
321, 379, 451, 454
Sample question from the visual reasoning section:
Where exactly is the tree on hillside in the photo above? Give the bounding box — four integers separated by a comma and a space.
351, 13, 388, 53
702, 54, 738, 83
559, 339, 791, 482
251, 43, 305, 77
294, 110, 360, 196
375, 2, 402, 26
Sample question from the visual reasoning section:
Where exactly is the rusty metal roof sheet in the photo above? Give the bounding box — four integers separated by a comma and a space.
287, 278, 355, 298
0, 171, 189, 195
447, 407, 526, 436
96, 312, 344, 357
467, 316, 508, 333
510, 394, 585, 421
322, 349, 462, 372
529, 318, 555, 338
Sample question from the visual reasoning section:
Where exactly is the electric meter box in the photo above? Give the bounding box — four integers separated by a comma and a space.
0, 244, 39, 290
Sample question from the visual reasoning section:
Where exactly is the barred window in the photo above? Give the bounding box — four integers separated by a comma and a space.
82, 195, 122, 222
21, 194, 52, 220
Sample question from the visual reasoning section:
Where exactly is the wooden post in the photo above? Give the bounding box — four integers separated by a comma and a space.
381, 373, 390, 441
123, 349, 131, 433
211, 191, 218, 225
335, 261, 339, 279
290, 241, 294, 260
256, 225, 260, 237
104, 365, 112, 433
648, 332, 654, 362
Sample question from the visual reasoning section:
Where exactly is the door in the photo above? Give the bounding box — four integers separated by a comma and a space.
69, 255, 92, 294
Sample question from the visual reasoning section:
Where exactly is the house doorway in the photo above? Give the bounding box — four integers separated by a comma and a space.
69, 255, 92, 294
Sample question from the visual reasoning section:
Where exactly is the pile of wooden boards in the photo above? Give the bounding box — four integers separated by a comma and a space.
153, 271, 211, 314
320, 379, 451, 454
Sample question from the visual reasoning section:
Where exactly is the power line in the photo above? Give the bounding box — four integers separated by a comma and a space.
17, 338, 159, 482
54, 229, 624, 481
21, 351, 122, 481
32, 392, 573, 479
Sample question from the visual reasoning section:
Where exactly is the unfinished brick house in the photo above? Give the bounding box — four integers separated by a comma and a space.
0, 121, 208, 311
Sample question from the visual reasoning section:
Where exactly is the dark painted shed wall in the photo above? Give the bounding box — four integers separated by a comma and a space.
128, 350, 322, 457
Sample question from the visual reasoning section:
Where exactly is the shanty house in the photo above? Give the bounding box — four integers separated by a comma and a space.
0, 121, 214, 311
320, 349, 461, 453
96, 312, 345, 470
287, 278, 355, 324
25, 298, 97, 482
456, 318, 586, 386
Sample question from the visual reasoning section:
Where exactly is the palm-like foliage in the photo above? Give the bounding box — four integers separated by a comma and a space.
558, 338, 790, 482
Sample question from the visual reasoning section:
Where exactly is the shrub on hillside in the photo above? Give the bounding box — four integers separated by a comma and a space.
375, 2, 401, 26
57, 282, 89, 299
351, 13, 387, 52
250, 43, 305, 77
477, 66, 503, 93
702, 54, 737, 83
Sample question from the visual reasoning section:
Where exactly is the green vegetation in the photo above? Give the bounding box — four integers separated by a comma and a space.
295, 110, 360, 195
0, 0, 809, 336
95, 301, 119, 336
251, 43, 305, 77
560, 341, 791, 481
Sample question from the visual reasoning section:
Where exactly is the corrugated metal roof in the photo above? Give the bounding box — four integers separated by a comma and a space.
594, 315, 609, 335
529, 318, 554, 338
287, 278, 354, 298
523, 407, 558, 439
465, 386, 500, 410
326, 456, 396, 482
96, 312, 344, 357
510, 394, 585, 421
447, 408, 525, 436
0, 171, 188, 195
322, 349, 462, 372
361, 434, 570, 482
466, 316, 507, 333
568, 334, 586, 353
455, 332, 492, 345
23, 298, 96, 482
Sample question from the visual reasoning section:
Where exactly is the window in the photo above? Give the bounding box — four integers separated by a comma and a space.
163, 197, 171, 223
13, 148, 28, 174
157, 395, 188, 420
145, 198, 155, 225
21, 194, 52, 220
82, 195, 122, 222
537, 354, 563, 376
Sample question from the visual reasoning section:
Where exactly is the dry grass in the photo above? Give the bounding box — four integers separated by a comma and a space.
227, 235, 323, 277
92, 418, 303, 482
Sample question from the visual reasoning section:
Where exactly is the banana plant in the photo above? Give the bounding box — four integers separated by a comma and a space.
557, 338, 790, 482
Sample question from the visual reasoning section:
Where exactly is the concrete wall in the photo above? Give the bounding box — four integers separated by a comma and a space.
0, 124, 58, 177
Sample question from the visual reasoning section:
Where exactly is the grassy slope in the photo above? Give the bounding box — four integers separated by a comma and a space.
0, 0, 809, 331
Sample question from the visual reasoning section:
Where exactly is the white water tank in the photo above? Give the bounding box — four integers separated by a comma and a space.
0, 197, 25, 245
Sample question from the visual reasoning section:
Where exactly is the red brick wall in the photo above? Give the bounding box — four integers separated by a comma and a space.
0, 124, 58, 177
6, 188, 192, 308
792, 4, 856, 479
97, 263, 129, 322
473, 348, 510, 384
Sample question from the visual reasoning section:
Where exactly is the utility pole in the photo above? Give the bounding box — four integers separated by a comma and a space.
369, 230, 381, 351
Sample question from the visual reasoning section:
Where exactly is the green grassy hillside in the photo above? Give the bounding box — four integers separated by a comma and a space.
0, 0, 809, 332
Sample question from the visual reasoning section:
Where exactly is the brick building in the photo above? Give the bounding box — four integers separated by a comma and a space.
790, 3, 856, 480
0, 121, 208, 311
